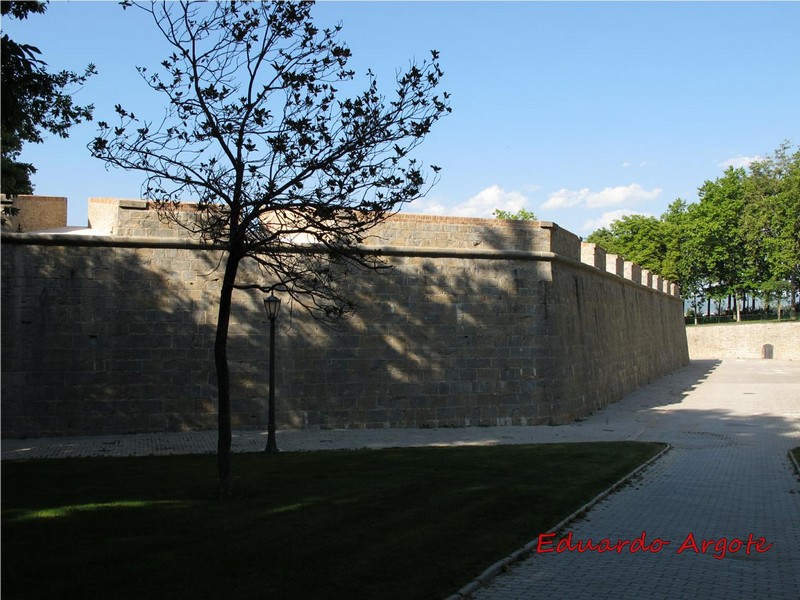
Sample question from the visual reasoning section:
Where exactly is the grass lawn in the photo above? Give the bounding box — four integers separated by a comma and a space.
2, 442, 664, 600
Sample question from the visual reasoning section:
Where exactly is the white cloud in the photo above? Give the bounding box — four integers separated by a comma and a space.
403, 185, 531, 218
405, 196, 447, 215
718, 155, 763, 169
585, 183, 662, 208
581, 209, 654, 232
541, 183, 662, 210
405, 185, 532, 219
450, 185, 529, 218
622, 160, 651, 169
541, 188, 589, 210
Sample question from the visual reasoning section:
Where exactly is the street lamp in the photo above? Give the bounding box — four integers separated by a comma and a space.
263, 293, 281, 453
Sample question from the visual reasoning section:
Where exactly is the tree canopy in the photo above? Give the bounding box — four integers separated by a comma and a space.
586, 213, 665, 275
586, 142, 800, 319
91, 0, 450, 497
493, 208, 537, 221
741, 141, 800, 305
1, 0, 96, 197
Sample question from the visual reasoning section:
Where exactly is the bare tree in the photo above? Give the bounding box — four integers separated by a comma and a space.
91, 0, 450, 497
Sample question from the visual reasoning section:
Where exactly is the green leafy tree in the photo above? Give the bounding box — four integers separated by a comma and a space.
585, 213, 665, 274
659, 199, 689, 284
658, 199, 709, 319
676, 200, 716, 319
1, 0, 96, 198
586, 142, 799, 320
493, 208, 537, 221
91, 0, 450, 497
585, 225, 614, 252
741, 141, 800, 316
685, 167, 749, 321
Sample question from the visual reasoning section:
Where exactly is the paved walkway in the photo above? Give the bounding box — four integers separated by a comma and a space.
0, 359, 762, 460
3, 359, 800, 599
472, 359, 800, 600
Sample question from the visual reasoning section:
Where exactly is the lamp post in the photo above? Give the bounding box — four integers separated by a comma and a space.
263, 293, 281, 453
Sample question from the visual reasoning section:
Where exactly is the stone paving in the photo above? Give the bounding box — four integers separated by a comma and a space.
471, 359, 800, 600
2, 358, 799, 599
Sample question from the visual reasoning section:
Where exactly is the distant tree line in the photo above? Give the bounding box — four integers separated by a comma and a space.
587, 142, 800, 322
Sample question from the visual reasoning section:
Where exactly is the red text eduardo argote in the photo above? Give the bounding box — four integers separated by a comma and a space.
536, 531, 773, 560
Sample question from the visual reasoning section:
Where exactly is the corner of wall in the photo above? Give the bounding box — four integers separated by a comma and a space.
87, 198, 122, 235
543, 222, 581, 259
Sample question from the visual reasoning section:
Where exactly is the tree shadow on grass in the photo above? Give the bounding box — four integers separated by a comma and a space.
0, 442, 666, 600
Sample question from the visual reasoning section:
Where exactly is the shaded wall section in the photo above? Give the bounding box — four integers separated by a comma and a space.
1, 195, 67, 233
1, 202, 689, 437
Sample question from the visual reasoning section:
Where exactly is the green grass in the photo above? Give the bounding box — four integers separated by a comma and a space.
2, 442, 664, 600
791, 447, 800, 473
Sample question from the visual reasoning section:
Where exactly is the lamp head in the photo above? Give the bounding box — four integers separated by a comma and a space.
263, 293, 281, 320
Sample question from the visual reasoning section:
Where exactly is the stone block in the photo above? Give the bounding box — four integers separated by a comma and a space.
580, 243, 606, 270
624, 261, 642, 284
606, 254, 625, 277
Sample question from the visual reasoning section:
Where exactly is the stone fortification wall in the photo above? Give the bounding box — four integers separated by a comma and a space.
1, 198, 688, 437
686, 322, 800, 360
1, 195, 67, 233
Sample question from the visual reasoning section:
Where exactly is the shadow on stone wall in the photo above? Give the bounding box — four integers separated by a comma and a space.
2, 244, 221, 436
2, 215, 690, 438
227, 244, 554, 430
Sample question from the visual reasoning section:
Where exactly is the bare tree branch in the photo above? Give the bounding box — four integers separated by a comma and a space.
92, 0, 450, 497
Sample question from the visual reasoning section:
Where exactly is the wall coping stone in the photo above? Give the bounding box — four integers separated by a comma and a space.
1, 231, 682, 298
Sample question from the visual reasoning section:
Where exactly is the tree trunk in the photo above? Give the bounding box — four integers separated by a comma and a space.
215, 252, 242, 499
734, 294, 741, 322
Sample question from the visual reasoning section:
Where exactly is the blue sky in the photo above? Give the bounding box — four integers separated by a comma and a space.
4, 1, 799, 235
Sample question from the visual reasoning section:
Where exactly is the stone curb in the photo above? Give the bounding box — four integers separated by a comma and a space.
443, 443, 673, 600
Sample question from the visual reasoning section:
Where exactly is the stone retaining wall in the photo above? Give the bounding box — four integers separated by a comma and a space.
1, 198, 689, 437
686, 322, 800, 360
